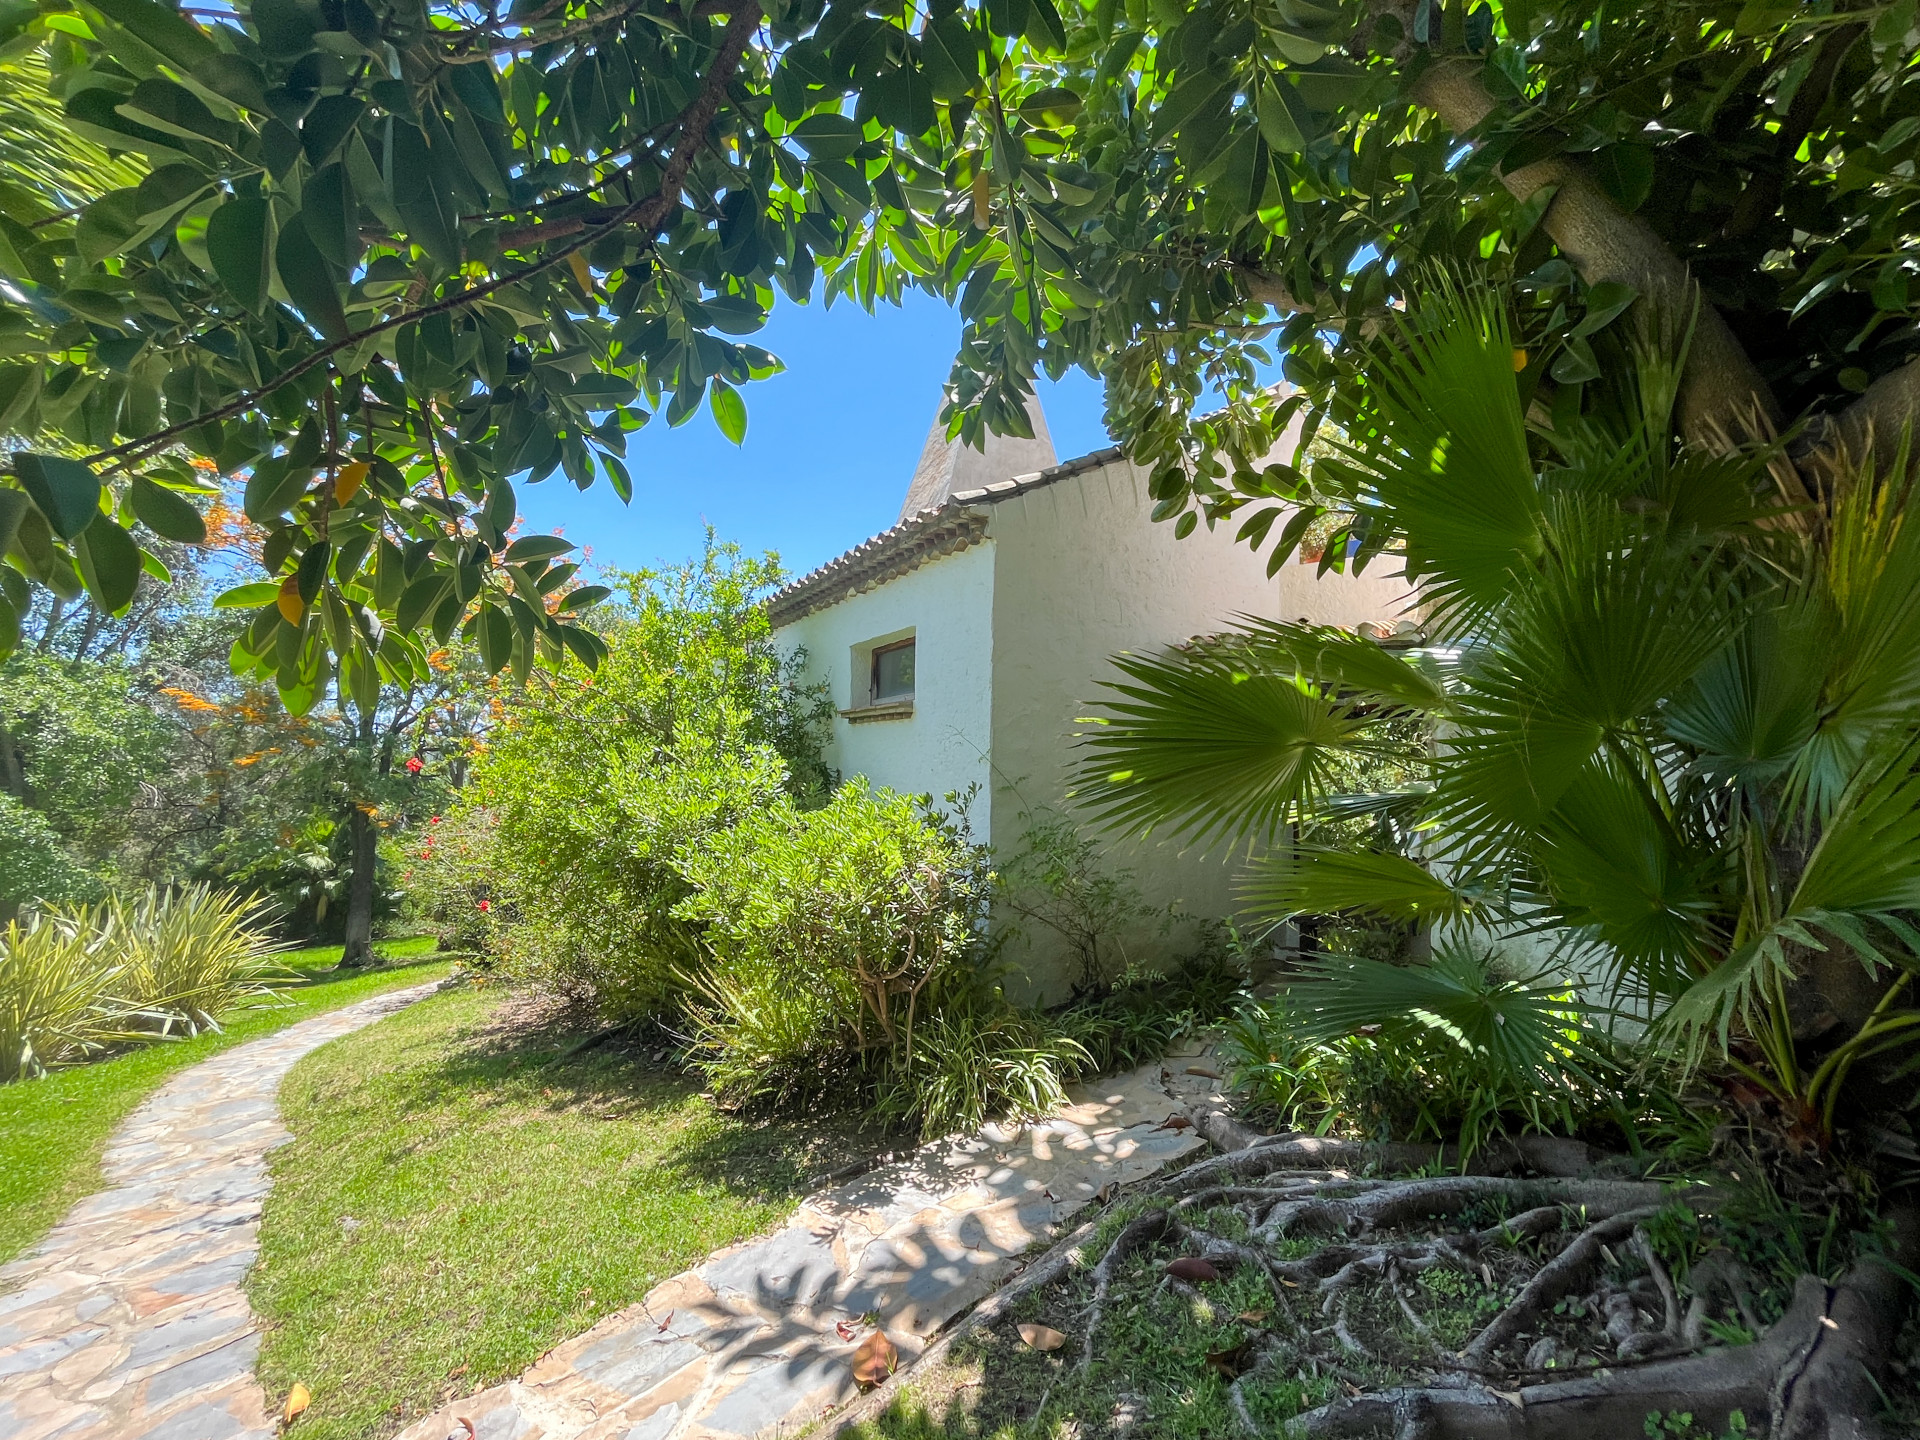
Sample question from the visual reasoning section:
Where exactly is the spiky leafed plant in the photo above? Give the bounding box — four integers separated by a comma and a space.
1075, 280, 1920, 1142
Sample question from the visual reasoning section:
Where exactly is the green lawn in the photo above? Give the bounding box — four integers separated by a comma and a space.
0, 936, 452, 1267
249, 983, 870, 1440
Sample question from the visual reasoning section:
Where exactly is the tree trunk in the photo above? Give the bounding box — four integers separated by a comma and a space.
338, 804, 378, 967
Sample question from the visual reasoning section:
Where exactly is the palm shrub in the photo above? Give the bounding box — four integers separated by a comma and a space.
1076, 278, 1920, 1144
1218, 945, 1620, 1151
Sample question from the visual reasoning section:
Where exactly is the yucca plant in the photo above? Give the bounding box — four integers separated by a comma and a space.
0, 909, 144, 1081
0, 886, 287, 1080
1076, 278, 1920, 1143
107, 886, 287, 1036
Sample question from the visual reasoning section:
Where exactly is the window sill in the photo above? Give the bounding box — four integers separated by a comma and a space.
840, 700, 915, 724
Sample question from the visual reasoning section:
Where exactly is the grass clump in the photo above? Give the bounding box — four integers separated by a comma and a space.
250, 982, 867, 1440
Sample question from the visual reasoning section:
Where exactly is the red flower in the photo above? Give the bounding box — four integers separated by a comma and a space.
430, 815, 441, 825
405, 756, 423, 774
477, 899, 492, 913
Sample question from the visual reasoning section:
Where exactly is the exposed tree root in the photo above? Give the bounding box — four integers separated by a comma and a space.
827, 1117, 1915, 1440
1461, 1206, 1660, 1367
1284, 1208, 1920, 1439
1079, 1209, 1175, 1370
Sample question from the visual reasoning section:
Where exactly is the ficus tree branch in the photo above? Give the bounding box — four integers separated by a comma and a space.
1406, 54, 1783, 449
68, 3, 763, 476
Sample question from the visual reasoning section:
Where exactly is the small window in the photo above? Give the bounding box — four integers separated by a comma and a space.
871, 638, 916, 703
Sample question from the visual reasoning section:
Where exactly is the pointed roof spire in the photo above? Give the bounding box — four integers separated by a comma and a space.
898, 392, 1057, 522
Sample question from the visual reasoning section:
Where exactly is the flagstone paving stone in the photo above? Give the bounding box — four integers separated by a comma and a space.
0, 983, 440, 1440
391, 1044, 1229, 1440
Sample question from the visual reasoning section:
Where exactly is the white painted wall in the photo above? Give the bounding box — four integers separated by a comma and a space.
775, 540, 998, 841
775, 453, 1412, 1002
984, 458, 1409, 998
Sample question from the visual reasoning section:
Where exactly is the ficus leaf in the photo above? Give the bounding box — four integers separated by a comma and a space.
130, 476, 208, 544
75, 513, 141, 613
13, 453, 102, 540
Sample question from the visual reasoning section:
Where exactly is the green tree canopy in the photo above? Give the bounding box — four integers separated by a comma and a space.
0, 0, 1914, 704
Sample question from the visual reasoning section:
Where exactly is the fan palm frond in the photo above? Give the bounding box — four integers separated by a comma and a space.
1284, 942, 1591, 1089
1239, 846, 1468, 924
1529, 753, 1725, 1000
1229, 617, 1450, 712
1325, 275, 1542, 628
1664, 599, 1826, 792
1073, 648, 1398, 842
1789, 729, 1920, 919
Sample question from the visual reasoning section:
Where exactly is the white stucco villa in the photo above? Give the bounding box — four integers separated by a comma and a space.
769, 397, 1409, 999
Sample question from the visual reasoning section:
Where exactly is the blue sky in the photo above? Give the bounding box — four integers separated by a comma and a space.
514, 289, 1113, 581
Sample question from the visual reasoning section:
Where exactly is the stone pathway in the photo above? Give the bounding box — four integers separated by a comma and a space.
391, 1043, 1230, 1440
0, 982, 441, 1440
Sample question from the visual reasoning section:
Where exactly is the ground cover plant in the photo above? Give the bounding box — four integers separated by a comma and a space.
0, 935, 443, 1265
249, 980, 869, 1440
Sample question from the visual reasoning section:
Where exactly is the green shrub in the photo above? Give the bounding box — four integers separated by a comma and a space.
876, 985, 1088, 1138
997, 809, 1173, 993
1217, 997, 1344, 1136
676, 783, 1102, 1137
1219, 943, 1623, 1153
0, 884, 283, 1080
463, 542, 829, 1023
676, 785, 999, 1119
0, 793, 99, 918
1053, 923, 1251, 1075
402, 807, 502, 954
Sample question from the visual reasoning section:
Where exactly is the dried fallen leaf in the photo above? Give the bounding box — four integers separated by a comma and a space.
851, 1330, 898, 1387
1095, 1182, 1117, 1206
282, 1383, 311, 1426
1204, 1339, 1255, 1378
656, 1310, 674, 1333
1165, 1257, 1220, 1283
1154, 1114, 1194, 1132
1018, 1324, 1067, 1352
1184, 1065, 1222, 1080
450, 1421, 476, 1440
836, 1319, 858, 1341
1234, 1309, 1269, 1324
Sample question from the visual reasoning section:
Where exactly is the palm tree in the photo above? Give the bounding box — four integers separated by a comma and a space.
1074, 279, 1920, 1142
0, 48, 144, 217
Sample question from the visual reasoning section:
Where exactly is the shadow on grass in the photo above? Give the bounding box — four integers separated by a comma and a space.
408, 985, 895, 1204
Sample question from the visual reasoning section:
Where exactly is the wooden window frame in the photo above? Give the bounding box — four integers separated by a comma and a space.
870, 637, 916, 704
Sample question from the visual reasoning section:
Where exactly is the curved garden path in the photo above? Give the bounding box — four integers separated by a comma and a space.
0, 981, 1228, 1440
0, 982, 441, 1440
